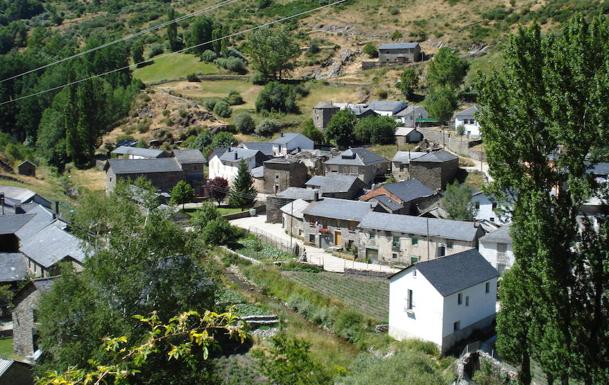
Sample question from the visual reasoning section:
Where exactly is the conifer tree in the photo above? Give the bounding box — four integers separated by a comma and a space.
229, 159, 256, 209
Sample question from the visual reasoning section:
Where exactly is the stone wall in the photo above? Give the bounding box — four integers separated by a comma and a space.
12, 286, 39, 358
262, 163, 308, 194
266, 196, 294, 223
410, 158, 458, 190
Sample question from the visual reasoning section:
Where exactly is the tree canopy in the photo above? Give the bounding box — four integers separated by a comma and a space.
440, 183, 475, 221
325, 109, 357, 149
229, 159, 256, 209
244, 27, 299, 81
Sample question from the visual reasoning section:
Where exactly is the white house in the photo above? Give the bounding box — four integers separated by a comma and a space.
388, 249, 498, 354
478, 225, 513, 275
454, 105, 481, 137
271, 133, 314, 157
208, 147, 265, 184
471, 191, 512, 224
368, 100, 407, 117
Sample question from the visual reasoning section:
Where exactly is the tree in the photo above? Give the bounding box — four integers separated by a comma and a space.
191, 202, 221, 231
354, 116, 396, 145
255, 119, 281, 137
234, 112, 255, 134
255, 81, 299, 113
211, 131, 236, 148
132, 40, 144, 66
424, 85, 457, 124
187, 16, 214, 54
427, 47, 469, 89
325, 109, 357, 149
170, 180, 195, 209
201, 218, 237, 246
362, 43, 378, 58
398, 68, 419, 99
229, 159, 256, 209
213, 100, 232, 118
440, 183, 475, 221
244, 27, 299, 81
302, 119, 325, 144
207, 177, 229, 205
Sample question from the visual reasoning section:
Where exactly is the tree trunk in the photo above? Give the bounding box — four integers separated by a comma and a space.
520, 350, 532, 385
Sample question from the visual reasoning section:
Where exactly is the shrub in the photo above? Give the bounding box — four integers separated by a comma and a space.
201, 219, 237, 245
307, 40, 320, 54
251, 72, 267, 85
215, 57, 247, 74
255, 81, 299, 113
213, 101, 232, 118
201, 49, 217, 62
204, 98, 219, 111
190, 202, 221, 231
301, 119, 324, 144
389, 6, 399, 15
362, 43, 378, 58
354, 115, 396, 145
333, 310, 366, 343
255, 119, 280, 136
186, 73, 200, 82
234, 112, 255, 134
456, 124, 465, 136
148, 43, 164, 58
377, 89, 388, 99
226, 90, 244, 105
391, 30, 403, 41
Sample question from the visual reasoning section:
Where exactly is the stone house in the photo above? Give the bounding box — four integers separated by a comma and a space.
16, 161, 36, 177
173, 149, 206, 190
208, 147, 266, 185
305, 174, 365, 200
271, 133, 314, 156
395, 105, 429, 128
241, 142, 275, 157
395, 127, 424, 145
280, 199, 309, 239
302, 198, 383, 251
0, 186, 52, 212
12, 277, 56, 359
262, 158, 308, 194
391, 151, 427, 181
312, 101, 340, 130
324, 148, 390, 185
388, 249, 498, 354
454, 105, 481, 137
478, 225, 513, 275
378, 42, 422, 64
409, 150, 459, 190
368, 100, 407, 117
360, 179, 438, 215
357, 212, 483, 265
266, 187, 320, 223
105, 158, 185, 193
111, 146, 168, 159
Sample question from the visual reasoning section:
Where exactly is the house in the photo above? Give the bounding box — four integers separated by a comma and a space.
12, 277, 56, 360
360, 179, 437, 215
250, 166, 265, 193
261, 158, 308, 194
305, 174, 365, 199
0, 186, 52, 212
324, 148, 390, 185
471, 191, 511, 224
280, 199, 309, 239
395, 127, 424, 145
266, 187, 321, 223
391, 151, 427, 181
241, 142, 275, 157
105, 158, 184, 193
378, 42, 422, 64
173, 149, 206, 189
395, 105, 429, 128
111, 146, 167, 159
478, 225, 513, 275
0, 214, 35, 251
302, 198, 382, 250
288, 149, 338, 177
333, 103, 378, 118
368, 100, 407, 117
0, 252, 28, 285
208, 147, 266, 185
16, 161, 36, 177
312, 101, 340, 130
454, 105, 481, 137
271, 133, 314, 156
388, 249, 498, 354
357, 212, 483, 264
0, 359, 33, 385
409, 150, 459, 190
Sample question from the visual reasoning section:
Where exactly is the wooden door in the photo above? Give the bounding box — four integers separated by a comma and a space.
334, 231, 342, 246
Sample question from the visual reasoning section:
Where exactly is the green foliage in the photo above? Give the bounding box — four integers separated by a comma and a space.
440, 182, 475, 221
166, 7, 180, 51
226, 90, 244, 106
427, 47, 469, 89
229, 159, 256, 209
234, 112, 255, 134
244, 27, 299, 81
235, 235, 293, 263
187, 16, 214, 55
190, 202, 221, 232
354, 115, 396, 145
170, 180, 195, 208
301, 119, 325, 144
131, 40, 144, 66
325, 109, 357, 149
456, 124, 465, 136
201, 218, 238, 246
213, 100, 233, 118
215, 57, 247, 74
255, 119, 281, 137
424, 85, 458, 124
255, 81, 299, 113
390, 30, 403, 41
473, 359, 518, 385
212, 131, 237, 148
201, 49, 217, 63
398, 67, 419, 99
362, 43, 378, 58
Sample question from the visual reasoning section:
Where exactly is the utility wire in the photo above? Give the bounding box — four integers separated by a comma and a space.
0, 0, 346, 107
0, 0, 240, 84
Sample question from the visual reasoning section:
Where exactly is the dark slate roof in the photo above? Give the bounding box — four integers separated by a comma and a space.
371, 195, 402, 212
111, 146, 166, 158
314, 101, 338, 109
368, 100, 407, 114
242, 142, 275, 157
277, 187, 319, 201
454, 105, 479, 118
384, 179, 434, 203
20, 224, 87, 268
107, 158, 182, 175
325, 148, 387, 166
272, 133, 311, 146
211, 147, 229, 160
174, 149, 206, 164
590, 162, 609, 176
379, 42, 420, 50
411, 150, 458, 163
0, 214, 34, 235
391, 249, 498, 297
303, 198, 376, 222
250, 166, 264, 178
395, 105, 427, 118
0, 252, 28, 283
305, 175, 361, 193
0, 186, 37, 204
359, 212, 479, 242
392, 151, 427, 163
480, 225, 512, 244
14, 205, 55, 241
219, 147, 261, 163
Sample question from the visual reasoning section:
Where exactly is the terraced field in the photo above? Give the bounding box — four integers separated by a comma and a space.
283, 271, 389, 321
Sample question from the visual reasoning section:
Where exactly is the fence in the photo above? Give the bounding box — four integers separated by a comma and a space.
244, 227, 301, 257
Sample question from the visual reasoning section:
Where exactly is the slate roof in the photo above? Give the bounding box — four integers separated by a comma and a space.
20, 224, 87, 268
392, 151, 427, 164
325, 148, 387, 166
395, 105, 427, 118
395, 127, 418, 137
480, 225, 512, 244
358, 212, 479, 242
14, 205, 56, 240
280, 199, 309, 219
589, 162, 609, 176
455, 105, 479, 118
277, 187, 319, 201
391, 249, 498, 297
173, 149, 206, 164
368, 100, 407, 114
273, 133, 309, 145
379, 42, 420, 50
242, 142, 275, 157
314, 101, 338, 109
411, 150, 458, 163
0, 252, 28, 283
305, 175, 361, 194
111, 146, 166, 158
0, 214, 34, 235
0, 186, 37, 204
211, 147, 229, 160
384, 179, 434, 203
219, 147, 261, 163
303, 198, 376, 222
371, 195, 402, 212
250, 166, 264, 178
107, 158, 182, 175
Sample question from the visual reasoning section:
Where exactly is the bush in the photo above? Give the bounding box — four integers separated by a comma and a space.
255, 81, 299, 113
255, 119, 280, 136
377, 89, 388, 99
251, 72, 267, 85
201, 219, 237, 245
215, 57, 247, 74
148, 43, 164, 58
333, 310, 367, 343
391, 30, 403, 41
190, 202, 221, 231
204, 98, 219, 111
226, 90, 244, 105
201, 49, 217, 62
301, 119, 324, 144
456, 124, 465, 136
186, 73, 200, 82
354, 116, 396, 145
308, 40, 320, 54
234, 112, 255, 134
363, 43, 378, 58
213, 101, 232, 118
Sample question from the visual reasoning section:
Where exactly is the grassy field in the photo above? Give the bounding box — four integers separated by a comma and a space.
0, 338, 21, 360
283, 271, 389, 321
134, 54, 221, 84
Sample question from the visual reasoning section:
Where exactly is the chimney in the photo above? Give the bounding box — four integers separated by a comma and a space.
0, 193, 4, 215
234, 152, 238, 160
313, 189, 320, 201
227, 147, 231, 152
281, 132, 284, 137
54, 201, 60, 219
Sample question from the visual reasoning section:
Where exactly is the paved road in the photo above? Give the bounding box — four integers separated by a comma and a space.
230, 215, 399, 274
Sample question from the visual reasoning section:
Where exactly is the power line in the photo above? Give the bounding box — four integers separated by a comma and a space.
0, 0, 240, 84
0, 0, 346, 107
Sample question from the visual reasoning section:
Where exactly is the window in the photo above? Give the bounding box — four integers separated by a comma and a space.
392, 236, 400, 250
410, 256, 419, 265
309, 234, 315, 243
485, 282, 490, 293
465, 296, 469, 306
474, 202, 480, 209
392, 253, 398, 259
406, 289, 413, 310
492, 202, 498, 210
411, 237, 418, 245
458, 293, 463, 305
447, 241, 453, 249
454, 321, 461, 332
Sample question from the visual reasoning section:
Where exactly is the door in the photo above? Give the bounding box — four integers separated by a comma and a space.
334, 231, 342, 246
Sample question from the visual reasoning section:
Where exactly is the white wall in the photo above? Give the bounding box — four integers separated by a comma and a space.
208, 156, 256, 184
472, 194, 510, 224
441, 279, 497, 339
455, 117, 481, 137
373, 110, 394, 117
273, 136, 314, 156
389, 269, 444, 347
479, 241, 514, 275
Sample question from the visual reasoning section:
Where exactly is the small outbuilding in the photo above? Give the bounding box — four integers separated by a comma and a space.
17, 161, 36, 177
395, 127, 424, 145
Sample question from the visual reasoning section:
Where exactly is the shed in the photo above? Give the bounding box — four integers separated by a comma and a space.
17, 161, 36, 177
